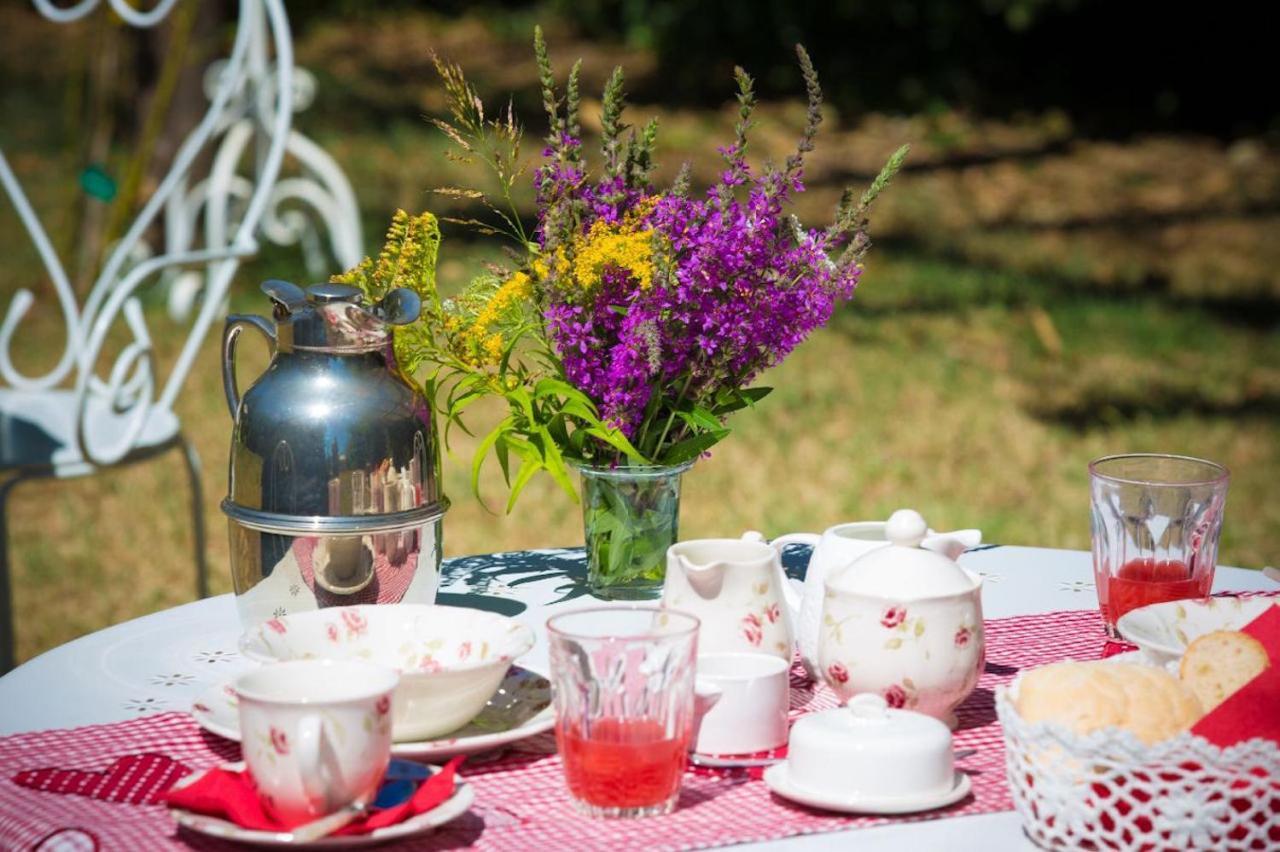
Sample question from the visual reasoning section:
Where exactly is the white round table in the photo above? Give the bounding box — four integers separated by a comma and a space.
0, 545, 1271, 850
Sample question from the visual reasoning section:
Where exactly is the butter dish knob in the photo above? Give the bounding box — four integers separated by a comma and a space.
847, 693, 890, 719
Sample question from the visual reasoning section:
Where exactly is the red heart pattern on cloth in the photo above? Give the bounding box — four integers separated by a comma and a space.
12, 752, 192, 805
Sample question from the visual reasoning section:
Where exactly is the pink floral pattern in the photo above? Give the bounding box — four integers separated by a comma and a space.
764, 603, 781, 624
954, 626, 972, 648
880, 605, 907, 629
883, 684, 907, 709
741, 613, 764, 647
375, 695, 391, 717
341, 610, 368, 638
265, 618, 287, 635
269, 726, 289, 756
418, 655, 443, 673
458, 641, 473, 661
827, 662, 849, 685
326, 623, 339, 643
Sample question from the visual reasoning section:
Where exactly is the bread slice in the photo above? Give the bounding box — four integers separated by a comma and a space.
1179, 630, 1270, 712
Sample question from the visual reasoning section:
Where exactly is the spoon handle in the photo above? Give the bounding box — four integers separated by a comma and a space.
288, 801, 367, 843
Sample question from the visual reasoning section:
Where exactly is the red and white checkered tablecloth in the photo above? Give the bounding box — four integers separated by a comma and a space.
0, 607, 1117, 851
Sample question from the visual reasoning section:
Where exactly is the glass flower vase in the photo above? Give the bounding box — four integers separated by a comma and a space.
577, 462, 693, 600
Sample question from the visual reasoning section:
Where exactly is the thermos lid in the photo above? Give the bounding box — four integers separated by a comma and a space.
263, 281, 420, 352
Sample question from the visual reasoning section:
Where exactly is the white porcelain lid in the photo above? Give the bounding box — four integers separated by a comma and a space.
795, 692, 952, 744
787, 694, 955, 799
827, 509, 975, 598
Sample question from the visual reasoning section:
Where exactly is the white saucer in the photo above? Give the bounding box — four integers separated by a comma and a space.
192, 665, 554, 760
168, 762, 475, 848
762, 764, 972, 815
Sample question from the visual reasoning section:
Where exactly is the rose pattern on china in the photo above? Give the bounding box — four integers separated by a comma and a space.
880, 605, 907, 629
341, 610, 368, 638
764, 602, 781, 624
265, 618, 287, 634
326, 623, 339, 643
376, 695, 391, 716
741, 612, 764, 647
954, 626, 971, 648
458, 641, 472, 661
269, 726, 289, 756
827, 662, 849, 684
883, 684, 907, 708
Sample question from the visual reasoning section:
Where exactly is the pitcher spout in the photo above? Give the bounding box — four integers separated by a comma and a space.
679, 554, 731, 599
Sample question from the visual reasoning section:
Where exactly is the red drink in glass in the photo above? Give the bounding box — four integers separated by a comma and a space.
546, 607, 700, 818
1097, 558, 1213, 627
557, 717, 689, 809
1089, 454, 1229, 639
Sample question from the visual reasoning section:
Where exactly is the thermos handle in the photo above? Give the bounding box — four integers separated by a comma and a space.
222, 314, 276, 418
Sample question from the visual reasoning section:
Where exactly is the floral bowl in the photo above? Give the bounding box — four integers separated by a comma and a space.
1116, 596, 1275, 665
239, 604, 535, 741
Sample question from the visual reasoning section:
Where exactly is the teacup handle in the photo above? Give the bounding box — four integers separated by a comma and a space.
295, 714, 327, 808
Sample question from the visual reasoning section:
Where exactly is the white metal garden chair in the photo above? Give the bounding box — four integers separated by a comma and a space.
0, 0, 362, 672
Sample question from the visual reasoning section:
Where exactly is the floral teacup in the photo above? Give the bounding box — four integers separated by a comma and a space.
236, 660, 398, 826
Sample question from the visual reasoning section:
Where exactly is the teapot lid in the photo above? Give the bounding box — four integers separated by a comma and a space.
826, 509, 975, 598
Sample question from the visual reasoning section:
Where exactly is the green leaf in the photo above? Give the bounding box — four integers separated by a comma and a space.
713, 386, 772, 416
470, 418, 512, 502
657, 431, 724, 465
505, 453, 544, 513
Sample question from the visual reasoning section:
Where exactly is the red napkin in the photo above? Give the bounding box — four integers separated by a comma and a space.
162, 755, 464, 835
1190, 603, 1280, 747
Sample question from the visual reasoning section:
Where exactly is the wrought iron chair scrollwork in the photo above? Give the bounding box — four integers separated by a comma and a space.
0, 0, 362, 671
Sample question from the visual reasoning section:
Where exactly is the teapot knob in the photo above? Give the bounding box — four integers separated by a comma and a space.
886, 509, 928, 548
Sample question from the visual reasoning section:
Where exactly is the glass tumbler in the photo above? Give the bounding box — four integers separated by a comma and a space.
547, 607, 700, 818
1090, 453, 1230, 638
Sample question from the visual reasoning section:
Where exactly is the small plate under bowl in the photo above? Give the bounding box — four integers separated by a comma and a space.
192, 665, 554, 760
762, 764, 971, 815
1116, 596, 1275, 665
168, 761, 474, 848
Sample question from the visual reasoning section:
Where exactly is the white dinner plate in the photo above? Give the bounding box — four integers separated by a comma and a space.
191, 664, 554, 760
168, 761, 474, 848
762, 764, 972, 815
1116, 596, 1275, 665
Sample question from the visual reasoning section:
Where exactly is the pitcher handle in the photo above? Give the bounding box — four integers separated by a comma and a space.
745, 531, 819, 618
222, 314, 276, 418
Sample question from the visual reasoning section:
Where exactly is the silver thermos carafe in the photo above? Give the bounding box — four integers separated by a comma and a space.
220, 280, 449, 627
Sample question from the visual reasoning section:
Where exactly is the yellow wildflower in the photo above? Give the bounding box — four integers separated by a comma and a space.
566, 220, 656, 292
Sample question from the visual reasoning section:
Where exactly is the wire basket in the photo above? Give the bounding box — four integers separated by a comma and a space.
995, 677, 1280, 850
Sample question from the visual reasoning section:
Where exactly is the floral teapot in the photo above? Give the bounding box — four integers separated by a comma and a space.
816, 509, 985, 727
771, 521, 981, 678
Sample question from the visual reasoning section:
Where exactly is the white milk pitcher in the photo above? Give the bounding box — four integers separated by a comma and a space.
770, 520, 981, 677
663, 535, 799, 661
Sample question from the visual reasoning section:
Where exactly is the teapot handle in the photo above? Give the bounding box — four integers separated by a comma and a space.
221, 314, 276, 418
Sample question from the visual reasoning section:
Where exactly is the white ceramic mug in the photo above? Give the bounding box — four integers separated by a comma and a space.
693, 652, 790, 755
235, 660, 399, 826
